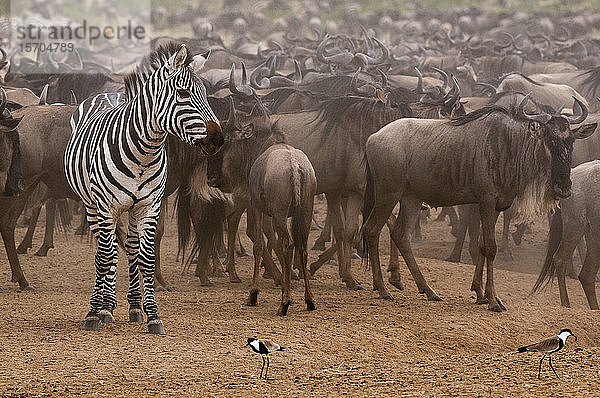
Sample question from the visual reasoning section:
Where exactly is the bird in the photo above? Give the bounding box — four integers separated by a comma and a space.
246, 337, 285, 379
517, 328, 577, 379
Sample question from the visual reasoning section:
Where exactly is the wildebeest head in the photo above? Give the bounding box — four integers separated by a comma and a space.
519, 93, 597, 199
0, 87, 24, 196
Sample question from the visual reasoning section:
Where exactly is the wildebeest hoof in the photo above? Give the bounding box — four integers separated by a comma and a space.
277, 302, 291, 316
18, 285, 35, 292
247, 291, 259, 306
291, 271, 300, 280
83, 316, 100, 331
229, 276, 242, 283
99, 309, 114, 324
428, 295, 442, 301
377, 293, 394, 301
351, 284, 366, 291
351, 253, 361, 260
328, 259, 337, 266
445, 255, 460, 263
389, 279, 404, 291
488, 303, 504, 312
147, 318, 166, 335
200, 279, 214, 287
129, 308, 144, 323
306, 301, 316, 311
155, 285, 167, 292
34, 245, 52, 257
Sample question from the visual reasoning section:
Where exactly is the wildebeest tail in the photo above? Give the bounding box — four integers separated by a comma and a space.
55, 199, 73, 234
291, 166, 308, 255
531, 208, 562, 295
361, 158, 375, 261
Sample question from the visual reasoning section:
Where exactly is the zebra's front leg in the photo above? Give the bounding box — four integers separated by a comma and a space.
137, 212, 165, 335
125, 213, 144, 323
84, 212, 118, 331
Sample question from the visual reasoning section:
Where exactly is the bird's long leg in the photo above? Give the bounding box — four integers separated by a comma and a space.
549, 355, 559, 378
265, 355, 270, 380
260, 355, 265, 379
538, 353, 546, 379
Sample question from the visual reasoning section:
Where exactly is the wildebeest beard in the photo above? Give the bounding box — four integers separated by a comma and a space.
3, 130, 23, 196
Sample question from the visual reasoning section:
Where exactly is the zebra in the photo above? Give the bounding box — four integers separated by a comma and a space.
64, 42, 224, 335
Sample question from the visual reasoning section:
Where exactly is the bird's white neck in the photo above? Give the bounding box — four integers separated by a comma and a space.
557, 331, 571, 342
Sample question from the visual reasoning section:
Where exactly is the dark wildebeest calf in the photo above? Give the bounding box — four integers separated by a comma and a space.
533, 160, 600, 309
362, 94, 596, 312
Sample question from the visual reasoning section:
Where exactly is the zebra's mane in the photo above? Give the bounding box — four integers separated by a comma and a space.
124, 41, 194, 98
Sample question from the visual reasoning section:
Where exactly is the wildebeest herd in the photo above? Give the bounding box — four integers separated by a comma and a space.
3, 4, 600, 337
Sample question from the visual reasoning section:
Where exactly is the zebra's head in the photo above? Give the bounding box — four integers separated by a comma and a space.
155, 44, 224, 156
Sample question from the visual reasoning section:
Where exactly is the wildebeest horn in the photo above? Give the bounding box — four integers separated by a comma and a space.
565, 96, 588, 124
475, 82, 498, 95
351, 68, 362, 94
414, 67, 424, 94
225, 96, 237, 132
369, 38, 389, 65
316, 34, 332, 63
229, 63, 255, 96
431, 66, 448, 89
518, 93, 552, 124
0, 87, 7, 117
0, 48, 6, 63
70, 90, 78, 105
292, 60, 302, 85
249, 60, 271, 90
377, 68, 387, 89
39, 84, 48, 105
444, 75, 460, 107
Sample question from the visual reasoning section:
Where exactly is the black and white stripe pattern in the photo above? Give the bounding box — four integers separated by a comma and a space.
64, 43, 220, 333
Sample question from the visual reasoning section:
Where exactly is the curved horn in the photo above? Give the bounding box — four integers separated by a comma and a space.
430, 66, 448, 89
70, 90, 77, 105
316, 34, 332, 64
249, 65, 270, 89
224, 96, 237, 132
351, 67, 362, 94
0, 48, 7, 64
370, 38, 389, 65
414, 67, 424, 94
0, 87, 7, 116
565, 96, 588, 124
444, 75, 460, 107
229, 62, 255, 96
39, 84, 48, 105
475, 82, 498, 95
241, 61, 248, 86
518, 92, 552, 124
292, 60, 302, 85
377, 68, 387, 89
229, 63, 240, 95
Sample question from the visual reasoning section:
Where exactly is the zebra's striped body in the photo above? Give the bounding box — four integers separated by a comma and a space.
64, 43, 223, 334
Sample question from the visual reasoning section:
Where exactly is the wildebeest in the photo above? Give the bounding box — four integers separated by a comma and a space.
533, 160, 600, 309
362, 94, 596, 312
246, 132, 317, 316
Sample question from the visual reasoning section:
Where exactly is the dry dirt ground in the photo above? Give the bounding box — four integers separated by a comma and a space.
1, 200, 600, 397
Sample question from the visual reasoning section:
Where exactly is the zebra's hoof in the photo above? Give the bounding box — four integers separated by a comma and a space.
147, 319, 166, 335
129, 308, 144, 323
83, 316, 100, 331
99, 309, 114, 324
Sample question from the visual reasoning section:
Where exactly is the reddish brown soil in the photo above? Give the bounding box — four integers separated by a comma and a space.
1, 201, 599, 397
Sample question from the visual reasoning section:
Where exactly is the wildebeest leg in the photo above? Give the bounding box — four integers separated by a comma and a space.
273, 217, 293, 316
235, 231, 248, 257
467, 211, 481, 266
247, 208, 264, 306
478, 203, 505, 312
326, 192, 363, 290
154, 199, 174, 291
74, 211, 88, 235
575, 238, 586, 274
363, 192, 399, 300
342, 193, 364, 289
309, 245, 336, 276
35, 198, 56, 256
553, 229, 582, 308
447, 204, 470, 262
225, 206, 244, 283
385, 213, 403, 290
412, 212, 422, 242
390, 196, 440, 301
1, 219, 32, 290
579, 231, 600, 310
311, 213, 331, 251
498, 209, 514, 261
296, 200, 316, 310
16, 205, 41, 254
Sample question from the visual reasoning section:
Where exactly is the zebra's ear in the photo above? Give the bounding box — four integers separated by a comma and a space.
192, 49, 211, 73
169, 44, 188, 70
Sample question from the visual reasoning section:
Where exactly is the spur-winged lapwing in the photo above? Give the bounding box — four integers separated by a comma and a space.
517, 328, 577, 379
246, 338, 285, 379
